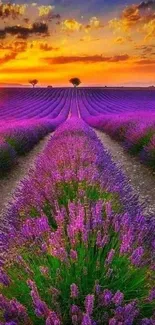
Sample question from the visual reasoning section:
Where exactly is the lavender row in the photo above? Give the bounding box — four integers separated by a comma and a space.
0, 88, 72, 120
82, 111, 155, 169
77, 90, 155, 169
0, 88, 155, 121
0, 118, 155, 324
0, 103, 69, 175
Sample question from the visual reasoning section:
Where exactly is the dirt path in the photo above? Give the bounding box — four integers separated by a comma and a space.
0, 134, 52, 218
95, 130, 155, 217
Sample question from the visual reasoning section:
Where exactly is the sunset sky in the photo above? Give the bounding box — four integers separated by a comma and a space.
0, 0, 155, 86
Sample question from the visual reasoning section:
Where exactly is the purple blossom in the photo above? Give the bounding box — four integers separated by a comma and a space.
82, 314, 92, 325
100, 289, 113, 306
27, 279, 49, 317
130, 247, 144, 266
70, 284, 79, 298
46, 312, 61, 325
84, 295, 94, 315
70, 249, 78, 261
105, 249, 115, 265
71, 305, 80, 315
0, 269, 10, 286
0, 294, 29, 323
120, 229, 134, 255
141, 319, 155, 325
94, 284, 101, 295
0, 118, 155, 324
112, 291, 124, 306
105, 201, 112, 218
148, 288, 155, 301
109, 319, 117, 325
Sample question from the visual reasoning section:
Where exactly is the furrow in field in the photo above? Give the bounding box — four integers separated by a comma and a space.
95, 129, 155, 217
0, 133, 52, 219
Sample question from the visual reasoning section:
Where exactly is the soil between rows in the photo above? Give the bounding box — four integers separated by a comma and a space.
0, 134, 52, 219
95, 129, 155, 217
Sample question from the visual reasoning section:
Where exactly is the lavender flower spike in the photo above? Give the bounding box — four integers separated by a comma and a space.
70, 284, 79, 298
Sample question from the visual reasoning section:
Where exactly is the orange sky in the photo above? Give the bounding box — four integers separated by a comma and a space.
0, 1, 154, 86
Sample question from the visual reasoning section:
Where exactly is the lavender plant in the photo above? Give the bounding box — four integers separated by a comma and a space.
0, 119, 62, 175
84, 112, 155, 169
0, 119, 155, 324
0, 138, 17, 175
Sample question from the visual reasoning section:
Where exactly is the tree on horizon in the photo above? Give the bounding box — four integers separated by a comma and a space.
69, 78, 81, 87
29, 79, 38, 88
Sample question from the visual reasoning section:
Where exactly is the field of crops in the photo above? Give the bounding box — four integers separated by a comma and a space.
0, 88, 155, 324
0, 87, 155, 171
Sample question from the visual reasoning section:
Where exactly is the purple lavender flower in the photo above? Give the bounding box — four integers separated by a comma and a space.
148, 288, 155, 301
46, 312, 61, 325
141, 319, 155, 325
0, 269, 10, 286
82, 314, 92, 325
94, 284, 101, 295
70, 284, 79, 298
71, 305, 80, 315
123, 301, 139, 323
84, 295, 94, 315
27, 279, 49, 317
120, 229, 134, 255
130, 247, 144, 266
105, 201, 112, 218
112, 291, 124, 306
0, 294, 29, 323
100, 289, 113, 306
109, 318, 117, 325
105, 249, 115, 265
70, 249, 78, 261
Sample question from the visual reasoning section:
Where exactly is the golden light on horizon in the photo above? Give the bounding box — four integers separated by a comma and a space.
0, 0, 154, 87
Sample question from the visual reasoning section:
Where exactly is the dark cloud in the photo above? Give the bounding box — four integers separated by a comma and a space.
138, 1, 155, 10
0, 22, 49, 39
0, 39, 27, 65
0, 30, 6, 39
23, 18, 30, 24
46, 13, 61, 21
51, 14, 61, 19
121, 6, 141, 24
0, 52, 17, 64
114, 1, 155, 30
32, 22, 49, 34
40, 43, 59, 51
135, 44, 155, 55
43, 54, 130, 64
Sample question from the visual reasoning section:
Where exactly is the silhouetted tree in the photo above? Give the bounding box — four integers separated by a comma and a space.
69, 78, 81, 87
29, 79, 38, 88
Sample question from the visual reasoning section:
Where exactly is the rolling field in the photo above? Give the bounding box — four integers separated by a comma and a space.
0, 88, 155, 324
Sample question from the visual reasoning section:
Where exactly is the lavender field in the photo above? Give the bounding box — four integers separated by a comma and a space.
1, 87, 155, 171
0, 88, 155, 324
